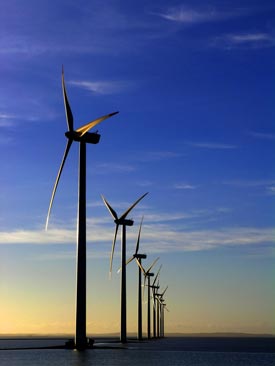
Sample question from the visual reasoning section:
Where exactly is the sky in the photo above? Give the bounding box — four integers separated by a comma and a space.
0, 0, 274, 336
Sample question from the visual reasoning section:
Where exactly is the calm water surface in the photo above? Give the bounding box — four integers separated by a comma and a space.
0, 337, 274, 366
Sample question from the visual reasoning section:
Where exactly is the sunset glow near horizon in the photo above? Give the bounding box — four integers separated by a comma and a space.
0, 0, 274, 336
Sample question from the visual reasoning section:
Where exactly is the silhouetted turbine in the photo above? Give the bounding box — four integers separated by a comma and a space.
156, 286, 168, 338
124, 216, 147, 340
137, 257, 159, 339
102, 193, 148, 343
150, 265, 162, 338
46, 68, 118, 350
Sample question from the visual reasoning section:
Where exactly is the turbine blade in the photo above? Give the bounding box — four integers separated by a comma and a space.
109, 224, 119, 276
136, 258, 146, 274
75, 111, 119, 137
147, 257, 159, 274
162, 286, 168, 296
101, 195, 118, 220
126, 256, 135, 266
152, 264, 162, 287
62, 67, 74, 132
120, 192, 148, 221
135, 216, 144, 254
117, 255, 135, 273
45, 139, 73, 230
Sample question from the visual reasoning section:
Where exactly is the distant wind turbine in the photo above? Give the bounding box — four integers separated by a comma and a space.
150, 265, 162, 338
46, 67, 118, 350
137, 257, 159, 339
124, 216, 147, 341
156, 286, 168, 338
101, 193, 148, 343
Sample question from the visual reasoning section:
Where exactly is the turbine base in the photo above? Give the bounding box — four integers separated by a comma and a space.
65, 338, 94, 350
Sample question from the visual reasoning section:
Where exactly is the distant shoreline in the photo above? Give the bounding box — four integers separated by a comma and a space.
1, 332, 274, 339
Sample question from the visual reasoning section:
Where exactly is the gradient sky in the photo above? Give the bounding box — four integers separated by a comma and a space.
0, 0, 274, 336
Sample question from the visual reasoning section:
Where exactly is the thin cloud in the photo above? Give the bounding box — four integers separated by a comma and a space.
69, 80, 131, 95
0, 113, 16, 128
142, 207, 230, 224
248, 131, 275, 140
187, 141, 237, 149
213, 32, 275, 49
1, 225, 273, 257
136, 180, 154, 187
174, 183, 197, 190
267, 186, 275, 195
95, 162, 136, 173
143, 212, 197, 222
153, 5, 238, 24
222, 179, 275, 196
143, 226, 275, 254
137, 151, 182, 162
222, 179, 275, 187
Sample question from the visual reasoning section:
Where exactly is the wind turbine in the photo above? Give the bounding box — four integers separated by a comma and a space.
150, 265, 162, 338
161, 303, 169, 338
124, 216, 147, 341
137, 257, 159, 339
101, 192, 148, 343
156, 286, 168, 338
46, 68, 118, 350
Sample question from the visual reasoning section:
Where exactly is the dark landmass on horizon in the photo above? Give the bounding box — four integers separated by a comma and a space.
1, 332, 274, 339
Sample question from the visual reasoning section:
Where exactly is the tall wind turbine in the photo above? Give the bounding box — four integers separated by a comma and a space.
46, 68, 118, 350
124, 216, 147, 340
138, 257, 159, 339
102, 193, 148, 343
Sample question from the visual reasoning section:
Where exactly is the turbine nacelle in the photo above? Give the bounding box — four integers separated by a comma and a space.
65, 131, 100, 144
151, 285, 159, 289
135, 253, 147, 259
114, 218, 134, 226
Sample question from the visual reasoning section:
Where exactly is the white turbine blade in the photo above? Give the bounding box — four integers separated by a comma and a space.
119, 192, 148, 221
135, 216, 144, 254
136, 258, 146, 274
62, 67, 74, 132
146, 257, 159, 274
45, 139, 73, 230
156, 296, 161, 304
117, 255, 135, 273
75, 111, 119, 137
109, 224, 119, 276
126, 256, 135, 266
101, 195, 118, 220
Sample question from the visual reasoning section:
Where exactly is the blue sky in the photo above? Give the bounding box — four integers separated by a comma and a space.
0, 0, 274, 335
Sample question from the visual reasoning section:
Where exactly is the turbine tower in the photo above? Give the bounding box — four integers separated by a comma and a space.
138, 257, 159, 339
102, 193, 148, 343
46, 68, 118, 350
124, 216, 147, 340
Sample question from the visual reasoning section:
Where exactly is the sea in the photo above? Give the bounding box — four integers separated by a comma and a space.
0, 336, 274, 366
